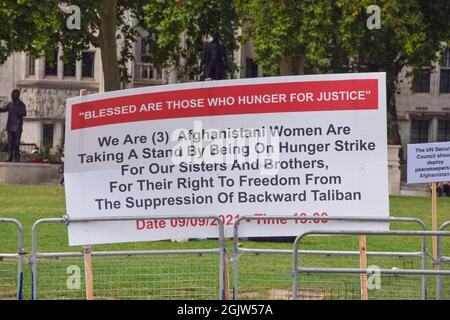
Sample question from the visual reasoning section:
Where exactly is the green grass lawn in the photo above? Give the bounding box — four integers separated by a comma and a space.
0, 184, 449, 300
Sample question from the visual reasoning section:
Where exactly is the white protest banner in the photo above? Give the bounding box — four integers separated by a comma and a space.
65, 73, 389, 245
407, 141, 450, 184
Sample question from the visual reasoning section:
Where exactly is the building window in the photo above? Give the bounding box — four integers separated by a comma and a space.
438, 120, 450, 142
45, 51, 58, 76
42, 123, 54, 147
440, 48, 450, 94
245, 58, 259, 78
28, 56, 35, 76
82, 52, 95, 78
142, 65, 154, 79
411, 120, 429, 144
63, 57, 76, 77
413, 68, 431, 93
141, 38, 150, 58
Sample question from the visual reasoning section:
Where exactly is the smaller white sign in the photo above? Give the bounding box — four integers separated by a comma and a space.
407, 142, 450, 184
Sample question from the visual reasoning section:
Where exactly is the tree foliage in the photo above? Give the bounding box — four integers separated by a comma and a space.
236, 0, 306, 75
237, 0, 450, 143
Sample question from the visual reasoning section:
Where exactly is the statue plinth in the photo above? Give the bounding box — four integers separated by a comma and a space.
0, 162, 61, 185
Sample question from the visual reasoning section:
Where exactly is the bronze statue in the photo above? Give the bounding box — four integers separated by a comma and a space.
0, 89, 27, 162
201, 32, 229, 80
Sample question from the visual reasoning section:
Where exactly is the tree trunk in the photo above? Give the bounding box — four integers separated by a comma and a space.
280, 55, 305, 75
98, 0, 121, 92
280, 56, 294, 75
294, 54, 305, 75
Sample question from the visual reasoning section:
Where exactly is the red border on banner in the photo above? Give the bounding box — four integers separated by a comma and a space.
71, 79, 378, 130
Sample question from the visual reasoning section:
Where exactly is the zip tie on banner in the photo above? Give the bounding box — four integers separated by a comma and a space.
62, 214, 70, 226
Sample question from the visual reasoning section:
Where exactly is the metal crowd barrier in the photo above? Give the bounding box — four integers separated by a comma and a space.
232, 216, 427, 300
437, 221, 450, 299
5, 214, 448, 300
292, 229, 450, 300
0, 218, 24, 300
31, 215, 225, 300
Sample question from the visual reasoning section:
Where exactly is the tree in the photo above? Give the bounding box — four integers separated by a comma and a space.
0, 0, 145, 92
142, 0, 239, 81
329, 0, 450, 144
237, 0, 450, 144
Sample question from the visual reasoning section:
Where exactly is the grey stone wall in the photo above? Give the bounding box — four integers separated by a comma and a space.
388, 145, 402, 195
0, 162, 61, 184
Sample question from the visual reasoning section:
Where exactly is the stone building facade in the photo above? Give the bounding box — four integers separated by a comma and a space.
396, 47, 450, 161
